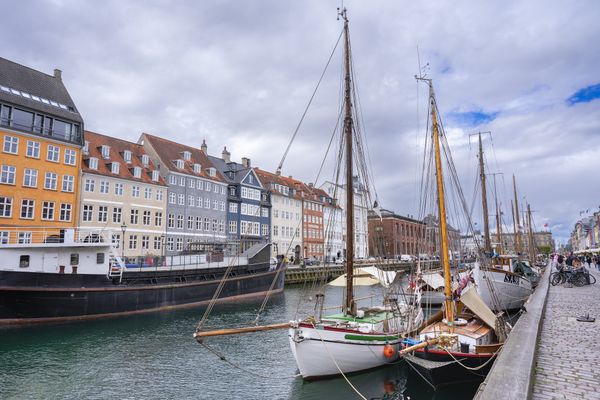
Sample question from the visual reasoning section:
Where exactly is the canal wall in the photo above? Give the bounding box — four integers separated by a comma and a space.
474, 264, 551, 400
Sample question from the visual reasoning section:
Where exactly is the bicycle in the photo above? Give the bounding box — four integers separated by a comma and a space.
550, 267, 596, 286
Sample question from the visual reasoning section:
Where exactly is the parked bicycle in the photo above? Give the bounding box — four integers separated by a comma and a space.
550, 266, 596, 286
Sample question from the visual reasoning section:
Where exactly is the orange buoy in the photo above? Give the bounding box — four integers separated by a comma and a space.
383, 344, 395, 358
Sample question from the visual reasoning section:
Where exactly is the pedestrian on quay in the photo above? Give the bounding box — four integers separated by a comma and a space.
557, 254, 565, 271
566, 252, 575, 267
585, 253, 592, 269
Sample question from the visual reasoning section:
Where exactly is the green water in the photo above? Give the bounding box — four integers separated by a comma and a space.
0, 286, 479, 399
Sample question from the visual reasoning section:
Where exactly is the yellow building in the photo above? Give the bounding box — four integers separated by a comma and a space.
0, 57, 84, 244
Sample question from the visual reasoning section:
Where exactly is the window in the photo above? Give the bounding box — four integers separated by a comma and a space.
89, 157, 99, 170
100, 181, 109, 194
144, 187, 152, 199
114, 182, 123, 195
229, 221, 237, 234
195, 216, 202, 230
82, 204, 93, 222
229, 203, 238, 213
262, 224, 269, 237
59, 203, 72, 221
179, 177, 185, 186
44, 172, 57, 190
26, 141, 40, 158
197, 197, 203, 207
204, 198, 210, 208
20, 199, 35, 219
188, 178, 195, 189
156, 189, 163, 201
212, 218, 217, 232
205, 182, 211, 192
169, 192, 176, 204
42, 201, 55, 220
3, 136, 18, 154
83, 140, 89, 154
47, 145, 60, 162
214, 185, 219, 193
152, 170, 159, 182
187, 216, 193, 230
133, 167, 142, 178
130, 209, 139, 224
213, 200, 218, 210
98, 206, 108, 222
101, 145, 110, 159
84, 178, 95, 192
176, 159, 184, 169
18, 233, 32, 245
112, 233, 121, 248
0, 231, 9, 244
167, 237, 174, 251
229, 187, 236, 196
197, 180, 203, 190
183, 151, 191, 161
111, 162, 120, 174
141, 235, 149, 249
219, 221, 224, 234
64, 149, 76, 165
128, 235, 138, 250
273, 225, 278, 236
132, 186, 140, 197
168, 175, 176, 185
142, 210, 151, 225
193, 164, 201, 173
178, 194, 184, 205
168, 213, 175, 228
1, 165, 16, 185
176, 238, 183, 251
23, 168, 38, 188
62, 175, 74, 192
261, 207, 269, 218
0, 197, 13, 217
221, 186, 226, 195
154, 212, 162, 226
141, 154, 149, 166
204, 217, 210, 231
177, 215, 183, 229
153, 236, 162, 250
188, 195, 195, 207
123, 150, 132, 163
208, 168, 216, 177
112, 207, 122, 223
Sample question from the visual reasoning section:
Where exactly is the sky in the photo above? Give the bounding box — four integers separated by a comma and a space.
2, 0, 599, 244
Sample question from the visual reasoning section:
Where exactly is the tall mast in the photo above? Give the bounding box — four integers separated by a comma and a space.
478, 133, 492, 253
493, 174, 502, 254
511, 200, 517, 254
426, 80, 454, 325
513, 175, 522, 257
527, 203, 535, 265
340, 8, 355, 316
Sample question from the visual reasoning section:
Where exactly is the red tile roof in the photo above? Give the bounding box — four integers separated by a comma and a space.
253, 167, 338, 206
83, 130, 167, 186
141, 133, 225, 183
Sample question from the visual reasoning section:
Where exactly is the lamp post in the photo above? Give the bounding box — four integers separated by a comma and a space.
120, 223, 127, 263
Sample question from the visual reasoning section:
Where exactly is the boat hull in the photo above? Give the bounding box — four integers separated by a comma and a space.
0, 265, 285, 324
473, 267, 533, 311
288, 324, 403, 379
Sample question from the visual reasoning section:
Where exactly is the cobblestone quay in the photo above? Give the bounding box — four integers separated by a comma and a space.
532, 267, 600, 400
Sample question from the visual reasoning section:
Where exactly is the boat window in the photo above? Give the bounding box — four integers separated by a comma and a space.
70, 253, 79, 265
96, 253, 105, 264
19, 255, 30, 268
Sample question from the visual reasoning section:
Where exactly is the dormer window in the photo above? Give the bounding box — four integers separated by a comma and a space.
207, 167, 216, 177
151, 170, 160, 182
141, 154, 149, 167
193, 163, 201, 174
111, 162, 120, 174
123, 150, 132, 163
89, 157, 98, 170
183, 151, 191, 161
133, 167, 142, 178
83, 141, 89, 155
101, 145, 110, 159
176, 159, 184, 169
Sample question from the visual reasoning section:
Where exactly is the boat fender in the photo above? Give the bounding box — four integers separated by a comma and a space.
383, 344, 395, 358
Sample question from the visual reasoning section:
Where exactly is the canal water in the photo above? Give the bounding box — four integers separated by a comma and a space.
0, 285, 480, 399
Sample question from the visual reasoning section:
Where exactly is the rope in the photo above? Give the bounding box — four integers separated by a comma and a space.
442, 345, 502, 371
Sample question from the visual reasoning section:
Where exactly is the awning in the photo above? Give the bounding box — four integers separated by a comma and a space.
328, 266, 398, 288
459, 286, 498, 329
420, 272, 445, 290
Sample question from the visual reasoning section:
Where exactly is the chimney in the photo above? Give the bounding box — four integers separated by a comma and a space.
222, 146, 231, 163
53, 69, 62, 80
201, 139, 207, 154
308, 182, 314, 188
241, 157, 250, 168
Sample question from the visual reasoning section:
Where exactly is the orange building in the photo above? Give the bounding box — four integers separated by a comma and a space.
0, 58, 84, 243
300, 184, 325, 261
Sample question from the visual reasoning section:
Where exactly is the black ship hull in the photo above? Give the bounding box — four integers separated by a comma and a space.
0, 255, 286, 325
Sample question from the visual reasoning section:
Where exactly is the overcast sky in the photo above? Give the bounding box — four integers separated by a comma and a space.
3, 0, 599, 244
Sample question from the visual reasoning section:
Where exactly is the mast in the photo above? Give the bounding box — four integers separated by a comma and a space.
427, 80, 454, 325
492, 173, 502, 255
513, 175, 522, 257
478, 133, 492, 253
527, 203, 535, 264
511, 200, 517, 254
340, 8, 355, 316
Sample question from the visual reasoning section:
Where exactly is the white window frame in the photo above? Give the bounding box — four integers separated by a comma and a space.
47, 145, 60, 162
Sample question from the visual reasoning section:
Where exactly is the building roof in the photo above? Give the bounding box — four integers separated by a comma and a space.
0, 57, 83, 123
208, 155, 254, 185
254, 168, 303, 198
141, 133, 225, 183
83, 131, 167, 186
368, 208, 424, 224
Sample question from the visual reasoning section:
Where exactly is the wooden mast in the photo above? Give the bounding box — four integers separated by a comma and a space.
428, 80, 454, 325
511, 200, 518, 254
513, 175, 522, 257
340, 8, 356, 316
527, 203, 536, 265
478, 133, 492, 253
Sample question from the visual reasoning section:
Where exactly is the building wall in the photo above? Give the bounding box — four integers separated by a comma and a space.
78, 172, 167, 257
271, 192, 302, 260
303, 198, 324, 260
368, 214, 425, 258
324, 205, 343, 261
0, 129, 80, 239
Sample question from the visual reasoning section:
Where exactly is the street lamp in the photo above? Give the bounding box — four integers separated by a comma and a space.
121, 223, 127, 263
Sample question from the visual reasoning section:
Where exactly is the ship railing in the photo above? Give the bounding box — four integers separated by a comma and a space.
115, 253, 251, 276
0, 227, 114, 246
